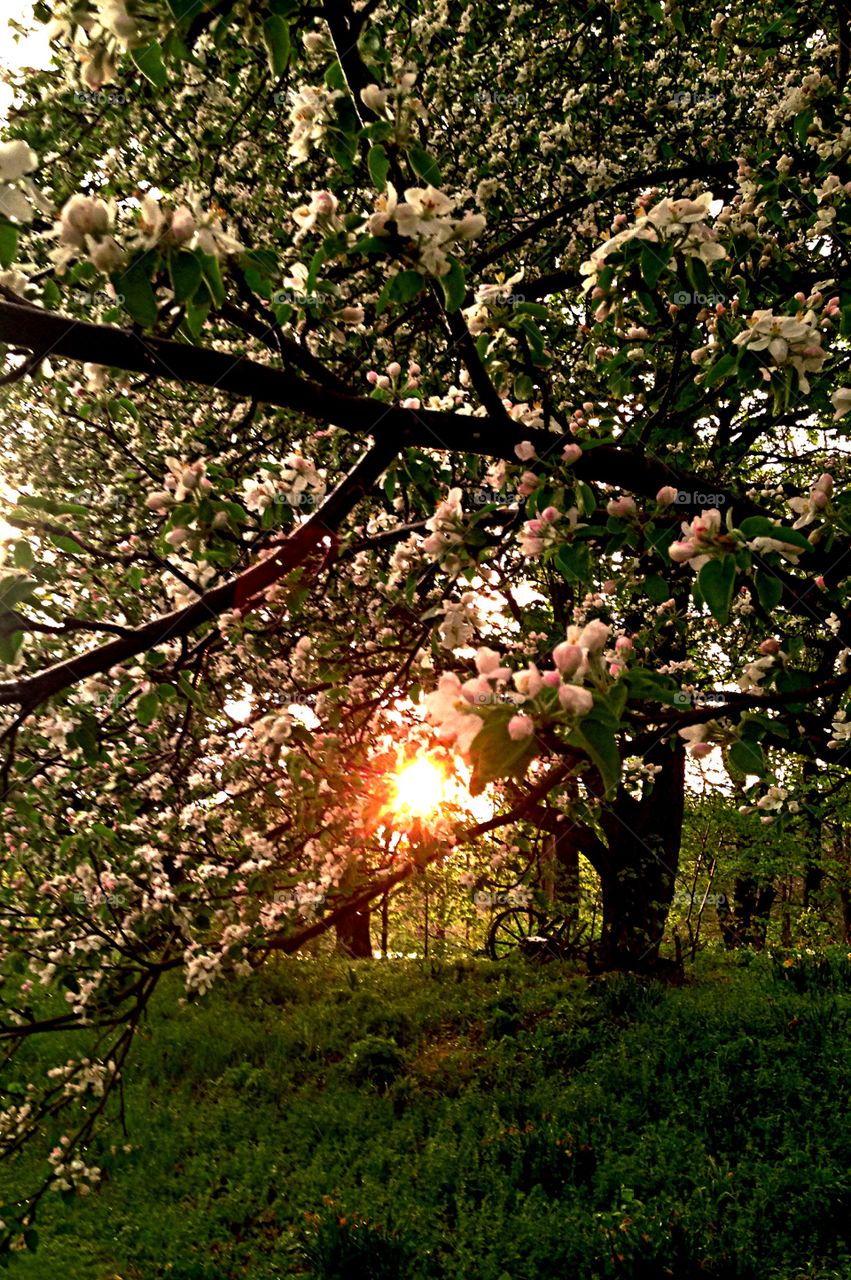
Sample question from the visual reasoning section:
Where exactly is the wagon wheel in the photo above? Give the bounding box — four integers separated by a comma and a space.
554, 913, 591, 959
486, 908, 547, 960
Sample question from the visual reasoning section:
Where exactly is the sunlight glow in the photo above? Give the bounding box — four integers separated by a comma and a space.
391, 757, 448, 819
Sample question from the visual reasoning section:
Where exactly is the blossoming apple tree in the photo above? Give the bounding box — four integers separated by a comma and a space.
0, 0, 850, 1239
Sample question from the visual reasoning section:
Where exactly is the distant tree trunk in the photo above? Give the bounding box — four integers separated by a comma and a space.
335, 904, 372, 957
718, 876, 775, 949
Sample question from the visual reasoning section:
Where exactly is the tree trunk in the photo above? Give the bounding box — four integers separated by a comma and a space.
592, 740, 686, 972
335, 904, 373, 957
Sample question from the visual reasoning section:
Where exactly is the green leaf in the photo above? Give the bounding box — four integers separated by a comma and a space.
468, 711, 537, 795
514, 373, 534, 402
12, 540, 34, 570
755, 569, 783, 611
439, 256, 466, 313
738, 516, 811, 552
262, 14, 290, 77
702, 352, 737, 386
554, 542, 591, 583
407, 145, 442, 186
114, 257, 158, 329
390, 269, 424, 303
567, 714, 621, 794
197, 252, 225, 308
0, 223, 18, 269
135, 691, 160, 726
728, 740, 766, 777
643, 573, 670, 603
169, 251, 203, 303
698, 555, 736, 624
367, 144, 390, 190
0, 630, 24, 665
623, 668, 684, 706
182, 297, 210, 339
640, 241, 670, 288
130, 41, 168, 89
48, 534, 82, 554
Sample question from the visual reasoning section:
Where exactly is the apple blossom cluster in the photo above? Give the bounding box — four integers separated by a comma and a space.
144, 457, 228, 553
668, 506, 805, 571
364, 182, 486, 277
668, 508, 733, 568
0, 140, 50, 226
422, 487, 468, 569
580, 192, 726, 314
519, 504, 581, 556
732, 308, 828, 393
47, 1143, 102, 1195
463, 268, 525, 335
828, 708, 851, 749
424, 623, 612, 763
788, 472, 833, 529
437, 593, 477, 650
241, 454, 327, 514
738, 785, 800, 825
360, 66, 426, 145
366, 358, 421, 408
48, 0, 153, 89
678, 720, 740, 759
288, 85, 346, 164
50, 190, 242, 276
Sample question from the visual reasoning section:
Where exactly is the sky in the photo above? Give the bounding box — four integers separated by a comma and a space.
0, 2, 52, 121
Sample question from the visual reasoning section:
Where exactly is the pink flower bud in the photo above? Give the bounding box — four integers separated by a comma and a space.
552, 642, 583, 675
508, 713, 535, 740
366, 370, 379, 384
542, 669, 561, 687
690, 742, 713, 759
607, 496, 637, 518
758, 638, 781, 655
668, 540, 696, 562
386, 361, 402, 378
615, 635, 633, 653
562, 443, 582, 464
514, 440, 536, 461
558, 684, 594, 715
656, 486, 679, 505
541, 506, 560, 523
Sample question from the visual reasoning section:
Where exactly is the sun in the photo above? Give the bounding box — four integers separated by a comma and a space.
391, 757, 448, 818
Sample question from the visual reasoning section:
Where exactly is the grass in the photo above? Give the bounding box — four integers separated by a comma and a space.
2, 948, 851, 1279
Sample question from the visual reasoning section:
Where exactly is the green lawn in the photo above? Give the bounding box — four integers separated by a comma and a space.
3, 951, 851, 1279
